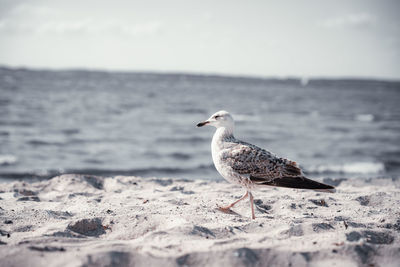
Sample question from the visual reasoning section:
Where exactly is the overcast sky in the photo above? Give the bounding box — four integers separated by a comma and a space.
0, 0, 399, 79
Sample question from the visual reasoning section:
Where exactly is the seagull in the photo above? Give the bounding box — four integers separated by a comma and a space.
197, 110, 335, 219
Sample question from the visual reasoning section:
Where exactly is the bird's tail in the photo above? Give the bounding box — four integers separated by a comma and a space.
252, 175, 336, 193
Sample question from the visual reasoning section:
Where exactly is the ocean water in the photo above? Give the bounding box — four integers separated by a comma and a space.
0, 67, 399, 181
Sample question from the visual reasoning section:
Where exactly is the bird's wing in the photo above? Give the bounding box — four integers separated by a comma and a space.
221, 141, 302, 180
222, 141, 334, 191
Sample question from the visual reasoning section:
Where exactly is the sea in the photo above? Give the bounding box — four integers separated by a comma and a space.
0, 67, 399, 182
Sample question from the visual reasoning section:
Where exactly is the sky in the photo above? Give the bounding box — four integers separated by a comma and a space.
0, 0, 399, 79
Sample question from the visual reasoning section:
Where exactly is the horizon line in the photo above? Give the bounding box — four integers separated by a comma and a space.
1, 64, 399, 83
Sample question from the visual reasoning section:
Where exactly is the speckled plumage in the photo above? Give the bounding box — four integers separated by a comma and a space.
212, 129, 302, 189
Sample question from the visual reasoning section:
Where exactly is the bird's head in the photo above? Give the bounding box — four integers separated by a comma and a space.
196, 110, 234, 131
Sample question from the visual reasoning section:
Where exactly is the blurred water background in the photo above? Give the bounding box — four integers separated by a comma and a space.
0, 67, 399, 181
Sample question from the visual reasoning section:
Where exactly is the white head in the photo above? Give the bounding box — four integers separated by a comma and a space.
196, 110, 234, 132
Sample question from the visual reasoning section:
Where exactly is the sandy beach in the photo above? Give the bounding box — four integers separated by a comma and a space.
0, 174, 399, 267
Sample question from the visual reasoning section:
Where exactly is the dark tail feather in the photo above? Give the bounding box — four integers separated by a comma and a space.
251, 176, 336, 193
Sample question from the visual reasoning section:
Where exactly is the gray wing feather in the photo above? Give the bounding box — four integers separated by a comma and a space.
222, 141, 302, 181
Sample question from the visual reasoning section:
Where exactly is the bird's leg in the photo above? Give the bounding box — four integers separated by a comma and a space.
249, 191, 255, 219
218, 191, 248, 213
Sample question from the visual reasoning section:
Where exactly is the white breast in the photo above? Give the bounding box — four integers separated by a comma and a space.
211, 129, 223, 174
211, 128, 240, 184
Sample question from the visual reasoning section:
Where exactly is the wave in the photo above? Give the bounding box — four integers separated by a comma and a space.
28, 140, 64, 146
0, 155, 18, 166
381, 151, 400, 172
355, 114, 374, 122
0, 121, 33, 127
307, 162, 385, 175
168, 152, 192, 160
61, 128, 80, 135
156, 136, 207, 144
0, 164, 216, 180
325, 126, 350, 133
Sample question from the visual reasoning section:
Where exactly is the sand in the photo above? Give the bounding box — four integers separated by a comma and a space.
0, 174, 399, 267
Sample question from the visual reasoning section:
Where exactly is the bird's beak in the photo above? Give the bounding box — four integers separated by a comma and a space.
196, 120, 209, 127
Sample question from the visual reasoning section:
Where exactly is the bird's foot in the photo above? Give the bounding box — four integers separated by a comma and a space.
217, 205, 237, 215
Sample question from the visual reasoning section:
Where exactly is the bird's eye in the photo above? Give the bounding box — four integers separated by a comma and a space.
214, 115, 221, 119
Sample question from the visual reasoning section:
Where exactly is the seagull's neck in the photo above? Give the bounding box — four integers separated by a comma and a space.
213, 127, 234, 142
211, 127, 235, 163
